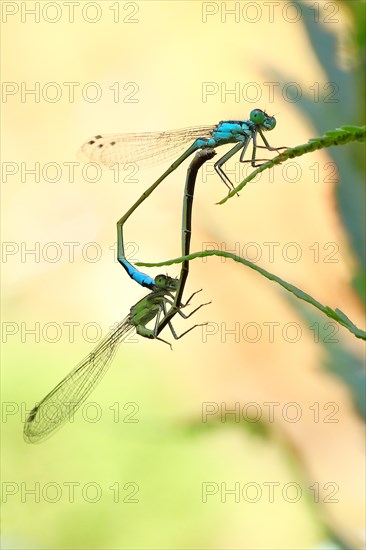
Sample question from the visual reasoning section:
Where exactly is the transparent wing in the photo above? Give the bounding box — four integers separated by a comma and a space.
24, 316, 134, 444
78, 126, 216, 169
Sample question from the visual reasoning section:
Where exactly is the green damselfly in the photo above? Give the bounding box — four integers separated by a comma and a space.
24, 275, 206, 444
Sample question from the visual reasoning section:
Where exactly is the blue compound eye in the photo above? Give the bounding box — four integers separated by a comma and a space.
266, 117, 276, 130
250, 109, 265, 124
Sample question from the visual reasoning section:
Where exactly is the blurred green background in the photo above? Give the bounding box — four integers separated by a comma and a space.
2, 1, 365, 549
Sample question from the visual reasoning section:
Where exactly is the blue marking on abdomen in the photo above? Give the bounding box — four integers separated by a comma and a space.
118, 258, 156, 289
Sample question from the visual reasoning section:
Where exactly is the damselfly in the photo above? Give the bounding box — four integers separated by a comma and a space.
80, 109, 283, 190
79, 109, 284, 288
24, 275, 207, 444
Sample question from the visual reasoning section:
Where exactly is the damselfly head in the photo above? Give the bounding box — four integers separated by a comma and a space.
154, 274, 179, 292
250, 109, 277, 131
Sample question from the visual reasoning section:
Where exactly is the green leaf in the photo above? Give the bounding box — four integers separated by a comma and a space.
217, 125, 366, 204
138, 249, 366, 341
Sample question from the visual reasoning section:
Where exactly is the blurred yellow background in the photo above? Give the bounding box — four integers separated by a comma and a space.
2, 1, 365, 549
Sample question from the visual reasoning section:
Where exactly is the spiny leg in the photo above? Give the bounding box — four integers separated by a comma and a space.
162, 291, 211, 322
173, 321, 209, 341
214, 141, 246, 190
238, 131, 284, 168
177, 289, 211, 319
162, 299, 209, 342
251, 131, 267, 167
257, 127, 287, 152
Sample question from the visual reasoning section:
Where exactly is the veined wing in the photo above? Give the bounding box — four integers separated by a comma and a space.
78, 126, 216, 169
24, 317, 134, 444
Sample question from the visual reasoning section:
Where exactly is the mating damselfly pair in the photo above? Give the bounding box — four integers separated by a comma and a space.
24, 110, 284, 443
23, 149, 215, 444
